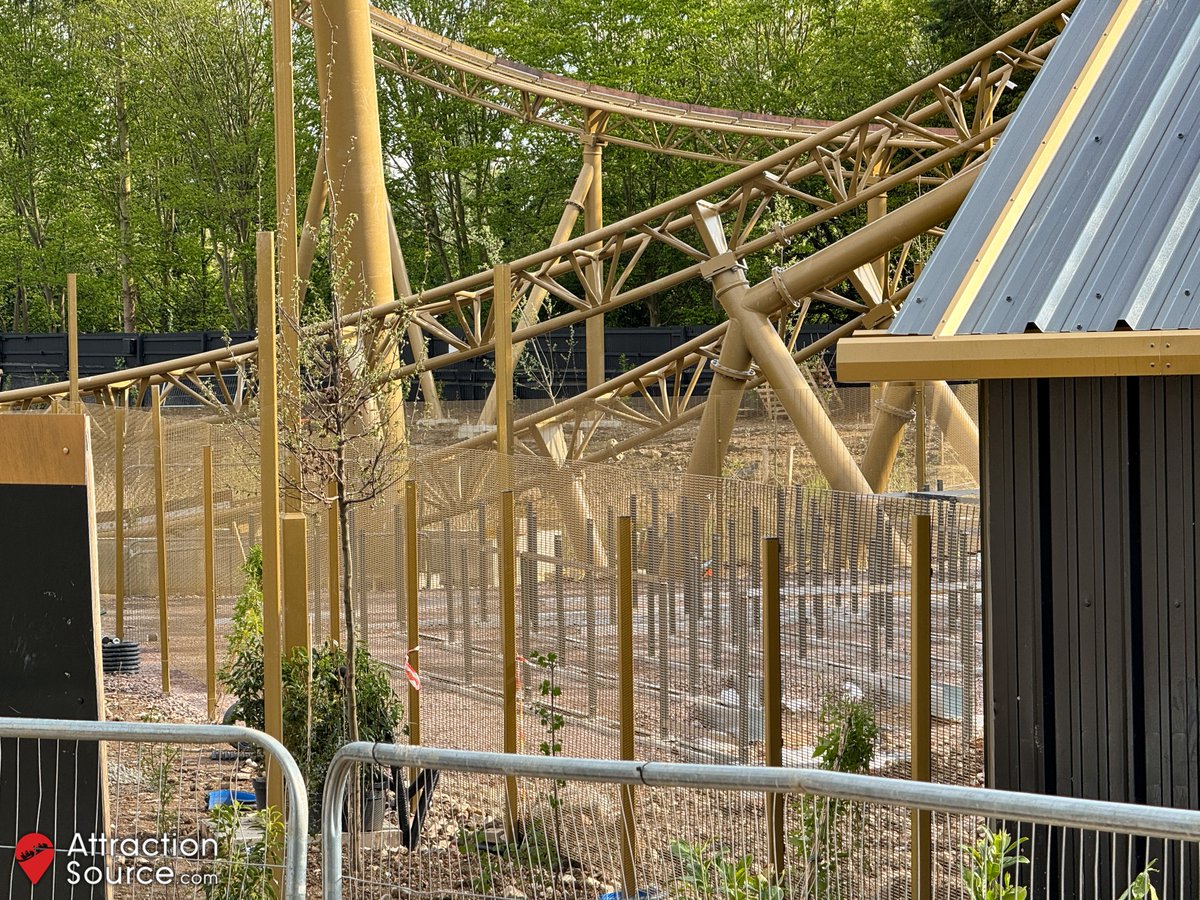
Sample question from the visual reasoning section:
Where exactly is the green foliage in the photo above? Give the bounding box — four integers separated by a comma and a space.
457, 821, 564, 874
140, 743, 180, 834
1118, 862, 1159, 900
669, 840, 782, 900
220, 545, 403, 823
961, 827, 1028, 900
0, 0, 956, 332
205, 801, 283, 900
281, 641, 403, 819
528, 649, 567, 855
813, 691, 878, 775
219, 547, 266, 737
789, 692, 877, 894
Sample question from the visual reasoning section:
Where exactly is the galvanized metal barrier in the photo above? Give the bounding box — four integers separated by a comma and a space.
0, 717, 308, 898
323, 743, 1200, 900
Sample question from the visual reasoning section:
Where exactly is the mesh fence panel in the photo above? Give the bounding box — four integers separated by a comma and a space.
334, 761, 1199, 900
55, 381, 980, 785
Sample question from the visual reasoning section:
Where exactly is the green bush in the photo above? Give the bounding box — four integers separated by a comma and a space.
205, 801, 282, 900
961, 827, 1027, 900
219, 548, 265, 734
220, 546, 404, 825
282, 641, 403, 818
813, 690, 878, 775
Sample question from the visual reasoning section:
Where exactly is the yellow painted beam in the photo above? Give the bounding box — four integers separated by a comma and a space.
838, 330, 1200, 382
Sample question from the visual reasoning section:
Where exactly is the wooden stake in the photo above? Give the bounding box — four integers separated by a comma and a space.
114, 406, 126, 640
203, 445, 216, 721
494, 264, 513, 488
911, 514, 932, 900
761, 536, 785, 876
405, 480, 421, 755
500, 489, 520, 840
151, 384, 170, 693
617, 515, 639, 896
256, 230, 285, 812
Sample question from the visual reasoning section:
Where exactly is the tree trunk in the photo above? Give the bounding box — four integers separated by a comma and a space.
115, 31, 135, 331
336, 450, 358, 744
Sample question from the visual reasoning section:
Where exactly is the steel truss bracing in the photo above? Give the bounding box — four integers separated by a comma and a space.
0, 0, 1073, 492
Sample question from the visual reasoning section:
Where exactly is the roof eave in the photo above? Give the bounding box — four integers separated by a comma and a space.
836, 330, 1200, 381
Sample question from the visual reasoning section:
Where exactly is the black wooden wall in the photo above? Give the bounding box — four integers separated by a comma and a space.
982, 376, 1200, 893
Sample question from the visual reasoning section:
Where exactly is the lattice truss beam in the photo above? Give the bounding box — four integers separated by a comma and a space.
0, 0, 1070, 447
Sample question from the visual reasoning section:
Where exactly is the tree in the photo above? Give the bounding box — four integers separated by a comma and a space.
273, 285, 411, 752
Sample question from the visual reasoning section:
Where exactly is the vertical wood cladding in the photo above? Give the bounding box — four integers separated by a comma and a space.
983, 377, 1200, 889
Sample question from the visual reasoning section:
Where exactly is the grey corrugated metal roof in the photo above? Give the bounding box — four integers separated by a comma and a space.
891, 0, 1200, 336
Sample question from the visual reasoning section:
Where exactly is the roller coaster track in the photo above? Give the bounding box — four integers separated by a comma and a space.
0, 0, 1073, 481
315, 3, 939, 167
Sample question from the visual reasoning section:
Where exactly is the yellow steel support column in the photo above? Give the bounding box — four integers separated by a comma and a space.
327, 481, 340, 644
311, 0, 402, 442
114, 406, 126, 640
151, 384, 171, 693
478, 159, 595, 425
203, 445, 217, 722
761, 536, 785, 877
405, 480, 421, 754
617, 515, 638, 897
928, 380, 980, 484
861, 382, 917, 492
283, 513, 310, 655
494, 264, 514, 486
67, 274, 79, 409
500, 489, 520, 840
257, 231, 286, 812
910, 514, 932, 900
686, 320, 753, 478
584, 110, 606, 390
689, 201, 870, 492
297, 147, 327, 310
311, 0, 394, 318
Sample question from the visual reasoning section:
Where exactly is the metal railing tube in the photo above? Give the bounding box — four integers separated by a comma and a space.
323, 742, 1200, 883
0, 717, 309, 898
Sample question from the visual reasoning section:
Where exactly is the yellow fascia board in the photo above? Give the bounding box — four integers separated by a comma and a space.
837, 330, 1200, 381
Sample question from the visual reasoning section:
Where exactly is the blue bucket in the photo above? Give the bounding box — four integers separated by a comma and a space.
207, 789, 257, 811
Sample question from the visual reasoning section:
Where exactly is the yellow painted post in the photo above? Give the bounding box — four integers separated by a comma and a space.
911, 514, 932, 900
67, 273, 79, 409
405, 480, 421, 755
271, 0, 300, 514
494, 264, 513, 487
327, 481, 340, 644
151, 384, 171, 693
500, 489, 520, 840
283, 513, 310, 655
114, 406, 126, 640
203, 445, 217, 722
617, 516, 638, 897
761, 536, 785, 877
915, 382, 928, 491
257, 230, 286, 812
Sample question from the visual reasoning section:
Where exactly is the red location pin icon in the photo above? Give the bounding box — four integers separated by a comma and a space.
15, 833, 54, 885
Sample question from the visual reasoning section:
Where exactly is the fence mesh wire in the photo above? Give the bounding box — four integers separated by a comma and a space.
332, 762, 1200, 900
75, 384, 982, 794
0, 734, 288, 898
